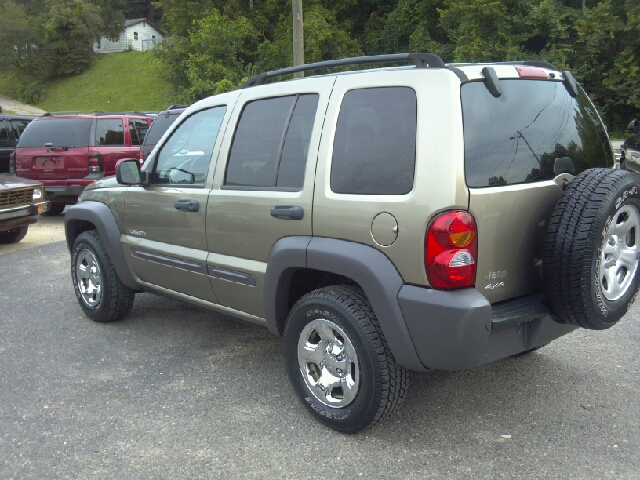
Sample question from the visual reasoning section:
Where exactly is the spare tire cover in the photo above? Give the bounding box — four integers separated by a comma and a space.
543, 168, 640, 329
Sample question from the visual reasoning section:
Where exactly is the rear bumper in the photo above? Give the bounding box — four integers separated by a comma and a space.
0, 201, 50, 230
398, 286, 577, 371
40, 174, 104, 202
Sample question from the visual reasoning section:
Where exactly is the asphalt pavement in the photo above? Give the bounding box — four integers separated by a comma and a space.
0, 230, 638, 478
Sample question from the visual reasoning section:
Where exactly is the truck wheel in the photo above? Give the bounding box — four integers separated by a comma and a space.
44, 204, 66, 216
0, 226, 28, 244
71, 230, 135, 322
543, 168, 640, 329
284, 285, 408, 433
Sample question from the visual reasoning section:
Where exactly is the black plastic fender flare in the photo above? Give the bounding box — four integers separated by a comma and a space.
264, 236, 426, 372
65, 201, 140, 291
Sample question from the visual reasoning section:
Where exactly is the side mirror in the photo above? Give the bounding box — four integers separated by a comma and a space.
627, 120, 638, 133
116, 158, 141, 185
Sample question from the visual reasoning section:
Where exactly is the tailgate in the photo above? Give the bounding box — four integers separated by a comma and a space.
16, 147, 89, 180
460, 75, 612, 304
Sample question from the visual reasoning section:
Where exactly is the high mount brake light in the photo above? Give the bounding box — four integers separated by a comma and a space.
425, 210, 478, 289
515, 66, 549, 79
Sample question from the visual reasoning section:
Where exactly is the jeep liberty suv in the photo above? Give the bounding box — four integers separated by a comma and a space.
14, 112, 152, 215
64, 54, 633, 433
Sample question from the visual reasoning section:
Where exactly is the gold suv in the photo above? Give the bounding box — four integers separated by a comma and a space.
64, 54, 633, 433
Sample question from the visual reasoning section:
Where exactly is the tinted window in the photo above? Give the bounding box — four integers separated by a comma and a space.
225, 94, 319, 189
144, 112, 182, 145
95, 119, 124, 146
152, 106, 226, 185
17, 118, 92, 148
331, 87, 417, 195
129, 119, 149, 146
10, 120, 31, 140
0, 120, 9, 146
462, 80, 611, 187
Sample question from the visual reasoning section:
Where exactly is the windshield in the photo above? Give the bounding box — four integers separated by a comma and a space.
143, 112, 182, 145
462, 79, 612, 187
17, 118, 92, 148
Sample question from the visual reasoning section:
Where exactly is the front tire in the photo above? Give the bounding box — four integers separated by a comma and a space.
71, 230, 135, 322
284, 285, 408, 433
0, 226, 28, 244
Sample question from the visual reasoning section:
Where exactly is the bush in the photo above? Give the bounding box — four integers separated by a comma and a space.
19, 82, 46, 104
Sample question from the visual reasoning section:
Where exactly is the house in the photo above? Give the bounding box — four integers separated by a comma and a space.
94, 18, 164, 54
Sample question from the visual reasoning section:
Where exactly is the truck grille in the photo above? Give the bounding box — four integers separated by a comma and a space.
0, 188, 33, 209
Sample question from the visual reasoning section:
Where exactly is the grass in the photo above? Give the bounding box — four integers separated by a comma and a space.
0, 51, 174, 113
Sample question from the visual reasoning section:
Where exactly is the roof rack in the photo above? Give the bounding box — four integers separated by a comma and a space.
166, 104, 189, 110
242, 53, 446, 88
450, 60, 560, 71
43, 111, 154, 117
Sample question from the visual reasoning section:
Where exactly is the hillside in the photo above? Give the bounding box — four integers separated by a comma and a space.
0, 51, 174, 113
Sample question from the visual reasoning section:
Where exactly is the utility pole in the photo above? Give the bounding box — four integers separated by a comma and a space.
292, 0, 304, 78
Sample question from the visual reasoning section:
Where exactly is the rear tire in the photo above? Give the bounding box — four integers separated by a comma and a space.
0, 226, 28, 244
284, 285, 408, 433
71, 230, 135, 322
543, 168, 640, 329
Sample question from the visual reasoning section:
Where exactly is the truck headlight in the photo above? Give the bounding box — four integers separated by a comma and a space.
32, 187, 44, 201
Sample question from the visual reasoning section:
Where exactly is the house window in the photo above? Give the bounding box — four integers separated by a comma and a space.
152, 35, 156, 40
133, 32, 138, 40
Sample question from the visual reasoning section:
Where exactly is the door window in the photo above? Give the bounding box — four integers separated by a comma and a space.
224, 94, 319, 190
151, 106, 226, 185
95, 119, 124, 146
331, 87, 417, 195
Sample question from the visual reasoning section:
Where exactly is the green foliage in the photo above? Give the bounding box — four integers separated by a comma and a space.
41, 0, 103, 78
19, 81, 46, 104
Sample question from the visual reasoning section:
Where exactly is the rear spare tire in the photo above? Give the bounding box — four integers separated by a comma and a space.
543, 168, 640, 329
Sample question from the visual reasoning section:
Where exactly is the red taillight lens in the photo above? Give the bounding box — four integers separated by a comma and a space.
88, 151, 104, 173
425, 210, 478, 289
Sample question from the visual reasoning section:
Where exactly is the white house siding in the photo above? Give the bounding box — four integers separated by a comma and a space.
94, 32, 127, 54
93, 19, 163, 54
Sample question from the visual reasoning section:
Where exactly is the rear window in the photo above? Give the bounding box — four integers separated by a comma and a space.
144, 112, 182, 145
17, 118, 92, 148
462, 80, 612, 188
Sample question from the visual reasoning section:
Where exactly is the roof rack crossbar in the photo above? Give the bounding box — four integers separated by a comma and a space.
242, 53, 446, 88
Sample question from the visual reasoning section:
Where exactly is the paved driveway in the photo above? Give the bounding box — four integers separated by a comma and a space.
0, 226, 638, 478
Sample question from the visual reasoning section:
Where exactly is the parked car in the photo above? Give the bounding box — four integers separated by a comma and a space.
65, 54, 625, 433
621, 118, 639, 173
13, 112, 152, 215
0, 114, 38, 173
0, 174, 49, 243
138, 105, 188, 164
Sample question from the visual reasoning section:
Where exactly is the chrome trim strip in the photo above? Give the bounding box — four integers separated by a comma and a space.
132, 249, 207, 274
207, 265, 257, 286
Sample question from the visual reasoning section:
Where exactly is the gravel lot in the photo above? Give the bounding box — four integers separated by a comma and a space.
0, 216, 638, 479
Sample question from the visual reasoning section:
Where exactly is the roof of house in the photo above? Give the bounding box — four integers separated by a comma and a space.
123, 18, 164, 36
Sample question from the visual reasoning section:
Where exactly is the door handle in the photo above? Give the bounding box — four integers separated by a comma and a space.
270, 205, 304, 220
174, 199, 199, 212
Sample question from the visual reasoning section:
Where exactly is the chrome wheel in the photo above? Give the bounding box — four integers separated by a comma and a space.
600, 204, 640, 301
75, 248, 102, 307
297, 318, 360, 408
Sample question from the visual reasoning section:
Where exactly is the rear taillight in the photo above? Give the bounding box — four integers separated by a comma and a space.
137, 150, 146, 166
425, 210, 478, 289
9, 151, 15, 173
88, 150, 104, 173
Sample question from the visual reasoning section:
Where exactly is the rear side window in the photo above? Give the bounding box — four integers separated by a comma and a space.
331, 87, 417, 195
129, 119, 149, 146
17, 118, 92, 148
95, 119, 124, 146
462, 80, 611, 187
144, 112, 182, 145
10, 120, 31, 140
0, 120, 9, 146
225, 94, 319, 189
